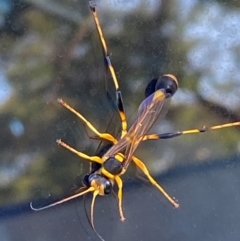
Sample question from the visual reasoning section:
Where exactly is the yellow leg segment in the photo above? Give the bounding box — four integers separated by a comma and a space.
115, 175, 125, 221
56, 139, 102, 164
132, 156, 179, 208
58, 99, 117, 144
143, 121, 240, 141
182, 121, 240, 134
89, 3, 128, 137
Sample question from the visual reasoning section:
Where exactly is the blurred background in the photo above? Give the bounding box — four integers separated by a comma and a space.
0, 0, 240, 240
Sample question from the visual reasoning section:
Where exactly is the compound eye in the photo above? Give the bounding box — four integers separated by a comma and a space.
104, 179, 112, 195
88, 173, 99, 184
82, 174, 90, 187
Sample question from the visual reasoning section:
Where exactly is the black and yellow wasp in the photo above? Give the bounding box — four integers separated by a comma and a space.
31, 1, 240, 239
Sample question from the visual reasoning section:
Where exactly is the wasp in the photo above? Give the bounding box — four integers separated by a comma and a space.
31, 1, 240, 240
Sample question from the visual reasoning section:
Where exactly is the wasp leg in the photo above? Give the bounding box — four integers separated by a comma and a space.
115, 175, 125, 221
132, 156, 179, 208
89, 2, 127, 137
131, 162, 149, 183
58, 99, 117, 144
56, 139, 102, 164
142, 121, 240, 141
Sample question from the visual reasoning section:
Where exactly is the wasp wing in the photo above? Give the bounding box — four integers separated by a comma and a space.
104, 89, 172, 169
122, 89, 172, 169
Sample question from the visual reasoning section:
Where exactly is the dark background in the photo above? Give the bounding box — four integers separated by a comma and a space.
0, 0, 240, 240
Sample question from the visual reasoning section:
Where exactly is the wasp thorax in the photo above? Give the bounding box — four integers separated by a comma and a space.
103, 157, 123, 175
88, 173, 112, 195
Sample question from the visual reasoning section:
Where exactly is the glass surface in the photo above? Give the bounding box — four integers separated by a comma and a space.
0, 0, 240, 240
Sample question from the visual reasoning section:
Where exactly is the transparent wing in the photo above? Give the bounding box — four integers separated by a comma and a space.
105, 89, 171, 169
123, 90, 171, 169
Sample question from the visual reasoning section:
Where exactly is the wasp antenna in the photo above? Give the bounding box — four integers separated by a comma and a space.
30, 187, 95, 211
90, 190, 105, 241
